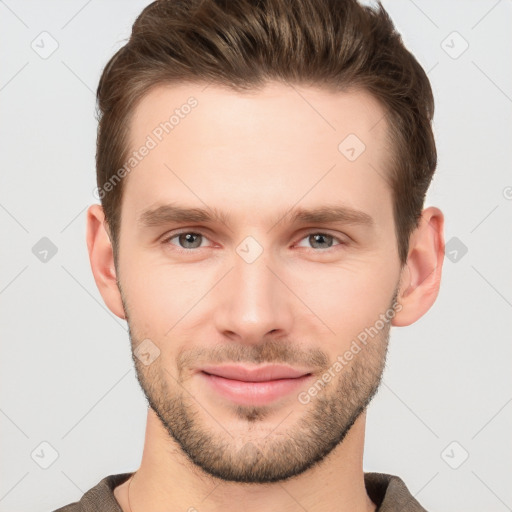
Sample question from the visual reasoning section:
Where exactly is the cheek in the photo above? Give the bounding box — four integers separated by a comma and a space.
288, 259, 396, 342
120, 257, 211, 335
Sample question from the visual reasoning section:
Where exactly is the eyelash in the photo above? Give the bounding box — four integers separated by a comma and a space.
161, 230, 348, 255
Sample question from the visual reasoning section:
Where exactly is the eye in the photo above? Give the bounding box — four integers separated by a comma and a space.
295, 232, 346, 251
163, 231, 212, 252
161, 230, 347, 254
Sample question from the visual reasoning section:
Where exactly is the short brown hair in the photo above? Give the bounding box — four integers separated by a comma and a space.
95, 0, 436, 267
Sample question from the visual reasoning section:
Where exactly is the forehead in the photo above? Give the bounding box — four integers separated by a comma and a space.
121, 81, 393, 229
128, 81, 389, 148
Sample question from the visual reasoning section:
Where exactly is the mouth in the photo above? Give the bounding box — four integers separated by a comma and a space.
197, 364, 314, 406
199, 364, 313, 381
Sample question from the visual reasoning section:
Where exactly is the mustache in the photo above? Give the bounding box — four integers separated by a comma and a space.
176, 338, 329, 372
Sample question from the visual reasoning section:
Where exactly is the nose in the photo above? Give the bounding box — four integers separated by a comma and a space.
212, 249, 295, 345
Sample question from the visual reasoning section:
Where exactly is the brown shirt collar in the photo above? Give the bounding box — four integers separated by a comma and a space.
53, 471, 428, 512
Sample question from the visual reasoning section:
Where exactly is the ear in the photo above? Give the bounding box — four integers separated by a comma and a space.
86, 204, 126, 320
391, 206, 445, 327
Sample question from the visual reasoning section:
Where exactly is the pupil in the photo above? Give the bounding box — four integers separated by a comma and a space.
181, 233, 200, 248
311, 234, 331, 248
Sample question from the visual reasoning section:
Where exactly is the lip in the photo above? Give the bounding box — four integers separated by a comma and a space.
198, 364, 314, 406
199, 364, 312, 382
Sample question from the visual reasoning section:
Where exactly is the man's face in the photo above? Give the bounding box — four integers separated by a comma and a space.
115, 82, 403, 483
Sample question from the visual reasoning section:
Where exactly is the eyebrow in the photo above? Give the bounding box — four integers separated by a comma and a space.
137, 202, 374, 231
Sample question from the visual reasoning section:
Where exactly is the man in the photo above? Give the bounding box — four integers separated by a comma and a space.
55, 0, 444, 510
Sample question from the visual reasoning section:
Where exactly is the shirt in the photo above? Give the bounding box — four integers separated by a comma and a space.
53, 471, 428, 511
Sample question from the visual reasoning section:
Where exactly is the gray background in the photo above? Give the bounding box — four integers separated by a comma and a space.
1, 0, 511, 511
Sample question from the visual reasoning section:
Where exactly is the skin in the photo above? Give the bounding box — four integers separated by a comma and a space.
87, 81, 444, 512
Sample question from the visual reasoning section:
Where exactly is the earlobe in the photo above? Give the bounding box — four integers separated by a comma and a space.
391, 207, 445, 327
86, 204, 126, 320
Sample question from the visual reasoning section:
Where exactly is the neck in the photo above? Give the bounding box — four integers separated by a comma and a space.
116, 408, 376, 512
